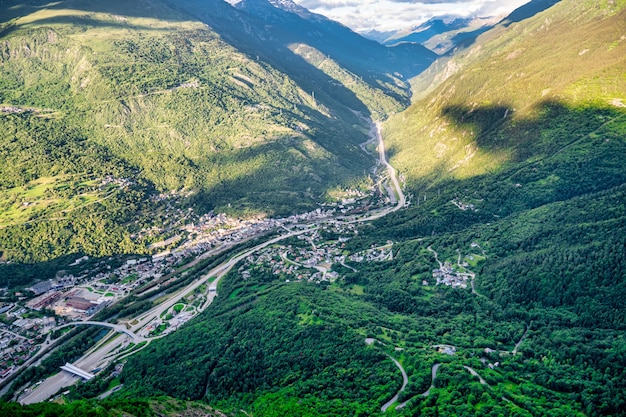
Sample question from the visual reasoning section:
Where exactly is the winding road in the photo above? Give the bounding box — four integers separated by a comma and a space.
464, 366, 487, 385
381, 356, 409, 412
395, 363, 441, 410
367, 337, 443, 413
371, 121, 406, 215
512, 323, 531, 355
13, 110, 528, 412
428, 246, 443, 269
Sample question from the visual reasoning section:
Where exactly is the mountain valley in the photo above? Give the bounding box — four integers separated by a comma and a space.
0, 0, 625, 416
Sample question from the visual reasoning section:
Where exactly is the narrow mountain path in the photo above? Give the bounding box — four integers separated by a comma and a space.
456, 250, 484, 298
427, 246, 443, 269
462, 364, 529, 413
464, 366, 487, 385
364, 338, 410, 413
512, 322, 531, 355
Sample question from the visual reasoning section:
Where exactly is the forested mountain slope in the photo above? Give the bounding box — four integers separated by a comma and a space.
364, 0, 626, 413
0, 0, 430, 266
385, 0, 626, 215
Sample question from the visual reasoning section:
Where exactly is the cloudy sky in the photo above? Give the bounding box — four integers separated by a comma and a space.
292, 0, 531, 33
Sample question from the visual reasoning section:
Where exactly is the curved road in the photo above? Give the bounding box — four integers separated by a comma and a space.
396, 363, 441, 410
365, 338, 410, 413
361, 121, 406, 222
54, 321, 142, 343
464, 366, 487, 385
374, 121, 406, 212
381, 356, 409, 412
512, 323, 530, 355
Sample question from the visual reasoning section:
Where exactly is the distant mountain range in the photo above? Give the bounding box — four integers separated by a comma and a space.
364, 0, 562, 55
379, 16, 499, 54
210, 0, 438, 80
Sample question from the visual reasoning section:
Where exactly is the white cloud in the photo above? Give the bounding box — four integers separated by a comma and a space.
293, 0, 531, 32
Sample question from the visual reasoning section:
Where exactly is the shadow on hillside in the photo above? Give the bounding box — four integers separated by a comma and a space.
370, 99, 626, 335
1, 0, 383, 201
169, 0, 415, 106
381, 99, 626, 234
0, 253, 123, 290
1, 1, 423, 291
0, 15, 169, 38
0, 0, 191, 25
443, 26, 492, 55
440, 99, 625, 164
2, 0, 385, 117
188, 133, 370, 213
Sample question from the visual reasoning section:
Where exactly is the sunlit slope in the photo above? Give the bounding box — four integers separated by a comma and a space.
1, 0, 371, 200
386, 0, 625, 192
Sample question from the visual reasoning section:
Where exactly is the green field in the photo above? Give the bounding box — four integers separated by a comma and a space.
0, 175, 111, 227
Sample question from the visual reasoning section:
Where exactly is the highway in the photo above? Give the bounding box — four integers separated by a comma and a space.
19, 369, 78, 404
20, 331, 128, 404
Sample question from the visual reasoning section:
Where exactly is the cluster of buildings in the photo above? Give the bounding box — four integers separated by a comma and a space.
348, 243, 394, 263
138, 177, 384, 267
432, 261, 469, 288
433, 344, 457, 355
288, 242, 341, 267
52, 288, 110, 317
27, 275, 77, 296
238, 225, 393, 285
0, 181, 394, 383
240, 245, 336, 284
98, 176, 133, 190
0, 307, 55, 380
25, 292, 62, 311
20, 269, 131, 320
321, 189, 384, 213
0, 106, 34, 114
0, 336, 37, 379
170, 208, 343, 261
